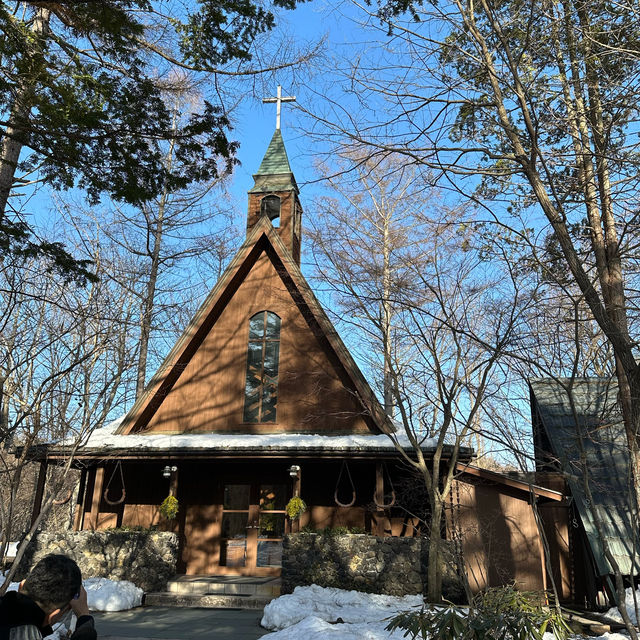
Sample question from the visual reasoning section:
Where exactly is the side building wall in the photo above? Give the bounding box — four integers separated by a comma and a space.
449, 476, 571, 600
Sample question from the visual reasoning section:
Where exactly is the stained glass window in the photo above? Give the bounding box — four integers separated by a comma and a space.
243, 311, 281, 422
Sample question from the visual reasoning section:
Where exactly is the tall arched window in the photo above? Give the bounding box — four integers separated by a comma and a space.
243, 311, 281, 423
261, 195, 281, 227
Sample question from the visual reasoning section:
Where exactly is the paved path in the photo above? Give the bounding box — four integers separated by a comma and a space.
93, 607, 271, 639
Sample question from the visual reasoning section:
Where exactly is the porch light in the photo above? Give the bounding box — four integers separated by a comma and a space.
288, 464, 300, 478
163, 465, 177, 478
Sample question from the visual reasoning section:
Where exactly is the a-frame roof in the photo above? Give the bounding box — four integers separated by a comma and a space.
116, 215, 395, 437
529, 377, 636, 577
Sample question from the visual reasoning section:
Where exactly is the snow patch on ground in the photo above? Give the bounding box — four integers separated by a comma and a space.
261, 584, 423, 631
84, 577, 143, 612
261, 585, 629, 640
263, 615, 412, 639
605, 586, 640, 624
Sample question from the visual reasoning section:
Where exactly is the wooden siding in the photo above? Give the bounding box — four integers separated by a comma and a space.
80, 460, 403, 575
451, 477, 571, 599
143, 247, 371, 435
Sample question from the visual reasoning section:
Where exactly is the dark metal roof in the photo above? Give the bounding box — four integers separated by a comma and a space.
529, 378, 637, 576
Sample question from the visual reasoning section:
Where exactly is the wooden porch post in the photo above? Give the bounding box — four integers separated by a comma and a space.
169, 466, 179, 497
88, 466, 105, 530
30, 460, 48, 527
375, 462, 385, 537
73, 468, 88, 531
293, 466, 301, 533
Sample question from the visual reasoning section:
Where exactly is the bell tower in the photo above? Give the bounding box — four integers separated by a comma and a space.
247, 87, 302, 264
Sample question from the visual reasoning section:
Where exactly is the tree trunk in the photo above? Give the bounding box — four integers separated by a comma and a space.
0, 7, 50, 220
426, 495, 444, 602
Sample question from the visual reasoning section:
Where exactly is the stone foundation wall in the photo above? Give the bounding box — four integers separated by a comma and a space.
282, 533, 423, 596
283, 533, 466, 601
14, 531, 178, 592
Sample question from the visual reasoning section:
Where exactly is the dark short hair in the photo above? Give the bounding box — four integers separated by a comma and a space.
22, 554, 82, 613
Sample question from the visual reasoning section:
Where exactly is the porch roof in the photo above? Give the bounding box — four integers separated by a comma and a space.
38, 417, 473, 461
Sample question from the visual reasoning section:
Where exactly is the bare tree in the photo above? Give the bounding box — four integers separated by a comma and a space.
0, 237, 139, 585
62, 76, 242, 399
306, 0, 640, 502
312, 154, 527, 600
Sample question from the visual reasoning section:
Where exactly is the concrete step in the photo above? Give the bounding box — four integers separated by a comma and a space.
143, 591, 273, 610
167, 575, 281, 598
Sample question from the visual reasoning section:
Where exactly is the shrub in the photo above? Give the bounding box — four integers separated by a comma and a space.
386, 585, 571, 640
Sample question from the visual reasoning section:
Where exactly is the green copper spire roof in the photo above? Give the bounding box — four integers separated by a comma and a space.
248, 129, 298, 194
256, 129, 292, 175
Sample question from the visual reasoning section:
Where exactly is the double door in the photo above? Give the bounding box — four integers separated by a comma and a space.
219, 482, 288, 575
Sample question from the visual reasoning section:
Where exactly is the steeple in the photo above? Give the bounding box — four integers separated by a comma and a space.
247, 129, 303, 264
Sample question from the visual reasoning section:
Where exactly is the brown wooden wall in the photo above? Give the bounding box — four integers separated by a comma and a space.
142, 247, 372, 435
450, 477, 571, 600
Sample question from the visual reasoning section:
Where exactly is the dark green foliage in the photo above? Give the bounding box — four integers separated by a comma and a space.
386, 586, 572, 640
0, 0, 302, 280
0, 218, 96, 285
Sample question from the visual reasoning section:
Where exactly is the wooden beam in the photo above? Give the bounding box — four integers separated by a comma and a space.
455, 463, 565, 501
30, 461, 48, 527
88, 466, 105, 530
73, 468, 87, 531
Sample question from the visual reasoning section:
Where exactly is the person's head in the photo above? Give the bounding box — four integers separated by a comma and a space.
19, 554, 82, 626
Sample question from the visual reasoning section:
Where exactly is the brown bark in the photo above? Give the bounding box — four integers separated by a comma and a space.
0, 7, 50, 220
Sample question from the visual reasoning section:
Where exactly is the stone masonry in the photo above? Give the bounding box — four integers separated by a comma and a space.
282, 533, 423, 596
14, 530, 178, 592
283, 533, 466, 601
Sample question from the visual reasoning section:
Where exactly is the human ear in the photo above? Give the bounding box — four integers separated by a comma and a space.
18, 580, 25, 592
45, 608, 63, 626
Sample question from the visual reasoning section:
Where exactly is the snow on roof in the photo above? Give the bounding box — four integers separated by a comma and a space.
79, 417, 435, 452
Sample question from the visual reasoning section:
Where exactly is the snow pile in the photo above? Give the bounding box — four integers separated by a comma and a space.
0, 576, 18, 591
84, 577, 143, 611
263, 615, 413, 639
0, 575, 142, 613
261, 584, 423, 631
71, 416, 436, 452
605, 586, 640, 624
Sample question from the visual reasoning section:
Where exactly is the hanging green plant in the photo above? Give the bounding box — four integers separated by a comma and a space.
160, 495, 179, 520
285, 496, 307, 520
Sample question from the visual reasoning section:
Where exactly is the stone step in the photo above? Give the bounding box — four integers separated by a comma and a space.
167, 576, 281, 598
144, 591, 273, 609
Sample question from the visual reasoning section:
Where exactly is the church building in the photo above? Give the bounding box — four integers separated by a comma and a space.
29, 103, 576, 604
35, 115, 438, 577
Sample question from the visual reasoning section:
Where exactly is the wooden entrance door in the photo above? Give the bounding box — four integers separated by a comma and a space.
219, 482, 288, 575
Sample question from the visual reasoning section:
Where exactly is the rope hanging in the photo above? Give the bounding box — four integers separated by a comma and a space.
53, 488, 73, 505
334, 460, 356, 507
103, 461, 126, 506
373, 462, 396, 508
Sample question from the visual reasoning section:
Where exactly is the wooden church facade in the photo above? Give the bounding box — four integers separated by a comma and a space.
39, 128, 431, 577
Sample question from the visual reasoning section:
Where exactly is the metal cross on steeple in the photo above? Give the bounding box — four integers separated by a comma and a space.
262, 85, 296, 130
